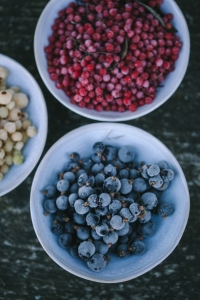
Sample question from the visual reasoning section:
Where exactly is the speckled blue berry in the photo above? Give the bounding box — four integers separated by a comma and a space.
93, 240, 109, 254
51, 223, 63, 235
59, 233, 73, 249
120, 178, 133, 195
63, 171, 76, 184
103, 176, 121, 194
118, 145, 135, 163
137, 220, 156, 238
104, 164, 117, 176
78, 241, 95, 259
110, 215, 125, 230
93, 142, 105, 153
73, 212, 86, 225
147, 164, 160, 177
74, 199, 90, 214
42, 185, 56, 198
132, 177, 148, 193
86, 212, 100, 227
141, 192, 158, 210
87, 253, 107, 272
99, 193, 111, 207
129, 240, 146, 255
109, 199, 122, 214
68, 193, 78, 207
56, 195, 68, 210
158, 202, 173, 219
43, 199, 57, 214
56, 179, 69, 192
75, 226, 90, 240
78, 185, 93, 199
116, 244, 129, 257
103, 145, 117, 162
149, 175, 163, 188
96, 223, 109, 237
103, 231, 118, 245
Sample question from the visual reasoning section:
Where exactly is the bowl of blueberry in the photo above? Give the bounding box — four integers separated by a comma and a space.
30, 123, 190, 283
34, 0, 190, 121
0, 54, 48, 196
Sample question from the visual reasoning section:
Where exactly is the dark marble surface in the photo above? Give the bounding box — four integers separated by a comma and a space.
0, 0, 200, 299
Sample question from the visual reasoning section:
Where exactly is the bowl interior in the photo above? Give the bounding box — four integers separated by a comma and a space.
0, 54, 48, 196
30, 123, 190, 283
34, 0, 190, 121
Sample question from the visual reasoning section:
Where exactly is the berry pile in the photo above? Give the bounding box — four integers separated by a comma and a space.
45, 0, 182, 113
0, 66, 37, 181
42, 142, 174, 272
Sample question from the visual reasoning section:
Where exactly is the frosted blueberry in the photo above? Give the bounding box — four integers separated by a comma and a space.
158, 202, 173, 219
129, 240, 146, 255
78, 241, 95, 259
74, 199, 90, 214
56, 195, 68, 210
141, 192, 158, 210
103, 176, 121, 194
87, 253, 107, 272
118, 145, 135, 163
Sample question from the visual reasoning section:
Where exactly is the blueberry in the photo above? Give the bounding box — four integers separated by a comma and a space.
78, 185, 93, 199
158, 202, 173, 219
52, 222, 63, 235
69, 244, 79, 258
149, 175, 163, 188
116, 244, 129, 257
91, 228, 102, 240
63, 171, 76, 184
75, 226, 90, 240
96, 223, 109, 237
120, 178, 133, 195
42, 185, 56, 198
129, 240, 146, 255
129, 202, 142, 217
57, 179, 69, 192
129, 168, 140, 179
110, 215, 125, 230
73, 212, 86, 225
86, 212, 100, 227
87, 194, 99, 208
79, 157, 93, 172
43, 199, 57, 214
103, 231, 118, 245
103, 145, 117, 162
68, 193, 78, 207
53, 210, 70, 223
157, 161, 168, 170
118, 145, 135, 163
70, 152, 80, 162
103, 176, 121, 194
69, 183, 79, 193
93, 240, 109, 254
139, 164, 150, 179
147, 164, 160, 177
99, 193, 111, 207
64, 221, 76, 235
87, 253, 107, 272
115, 221, 130, 236
138, 210, 151, 224
59, 233, 73, 249
56, 195, 68, 210
104, 164, 117, 176
95, 173, 105, 187
120, 207, 137, 223
93, 142, 105, 153
74, 199, 90, 215
91, 163, 104, 174
65, 162, 78, 172
132, 177, 148, 193
109, 199, 122, 214
78, 241, 95, 259
141, 192, 158, 210
92, 152, 104, 163
160, 169, 174, 182
78, 173, 94, 187
95, 205, 109, 216
119, 168, 129, 179
137, 220, 156, 238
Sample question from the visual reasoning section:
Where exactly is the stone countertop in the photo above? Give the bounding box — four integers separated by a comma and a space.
0, 0, 199, 299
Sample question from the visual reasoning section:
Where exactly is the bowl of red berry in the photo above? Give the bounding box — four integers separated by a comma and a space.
30, 123, 190, 282
0, 54, 48, 196
34, 0, 190, 121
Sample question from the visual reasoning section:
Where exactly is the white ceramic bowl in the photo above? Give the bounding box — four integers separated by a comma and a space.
0, 54, 48, 196
30, 123, 190, 283
34, 0, 190, 121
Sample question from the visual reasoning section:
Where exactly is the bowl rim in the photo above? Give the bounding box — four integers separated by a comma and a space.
34, 0, 190, 121
30, 123, 190, 283
0, 53, 48, 196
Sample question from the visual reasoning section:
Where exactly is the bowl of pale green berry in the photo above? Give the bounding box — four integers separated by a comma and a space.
0, 54, 47, 196
30, 123, 190, 283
